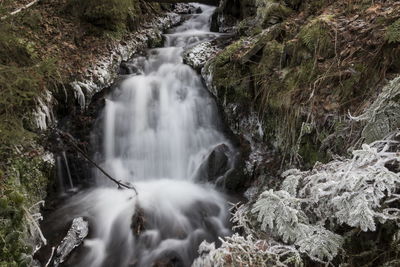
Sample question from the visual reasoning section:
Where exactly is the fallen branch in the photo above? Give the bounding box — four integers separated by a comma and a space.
55, 129, 138, 195
1, 0, 40, 21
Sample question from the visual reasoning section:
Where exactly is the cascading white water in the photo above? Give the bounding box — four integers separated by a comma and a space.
53, 5, 233, 267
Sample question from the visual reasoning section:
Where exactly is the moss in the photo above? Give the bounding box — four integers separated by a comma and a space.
211, 40, 252, 104
0, 154, 50, 266
385, 19, 400, 44
0, 59, 59, 161
256, 0, 292, 27
251, 40, 294, 111
0, 25, 35, 66
213, 40, 244, 66
284, 59, 318, 92
258, 40, 283, 71
298, 16, 334, 58
282, 39, 312, 67
237, 18, 263, 36
0, 59, 58, 113
298, 134, 328, 168
67, 0, 141, 32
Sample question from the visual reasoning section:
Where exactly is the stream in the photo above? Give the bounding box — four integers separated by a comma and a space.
46, 4, 237, 267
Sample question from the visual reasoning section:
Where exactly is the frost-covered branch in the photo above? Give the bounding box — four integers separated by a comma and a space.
192, 234, 303, 267
251, 190, 343, 262
250, 135, 400, 262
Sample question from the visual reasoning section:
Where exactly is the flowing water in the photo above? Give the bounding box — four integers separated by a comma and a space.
48, 4, 234, 267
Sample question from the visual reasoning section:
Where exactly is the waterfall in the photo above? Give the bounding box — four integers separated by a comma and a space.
50, 5, 233, 267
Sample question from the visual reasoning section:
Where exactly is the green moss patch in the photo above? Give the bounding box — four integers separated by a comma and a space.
298, 16, 334, 58
0, 154, 50, 266
385, 19, 400, 44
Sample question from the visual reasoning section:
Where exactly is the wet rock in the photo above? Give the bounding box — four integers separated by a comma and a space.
196, 144, 231, 183
208, 144, 230, 179
183, 42, 219, 71
119, 61, 140, 75
119, 57, 146, 75
131, 205, 146, 236
53, 217, 89, 267
210, 0, 257, 32
153, 252, 184, 267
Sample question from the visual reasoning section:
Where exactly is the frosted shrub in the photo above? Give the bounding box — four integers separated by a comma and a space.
251, 135, 400, 262
192, 234, 303, 267
251, 190, 343, 262
287, 139, 400, 231
349, 76, 400, 143
230, 202, 255, 235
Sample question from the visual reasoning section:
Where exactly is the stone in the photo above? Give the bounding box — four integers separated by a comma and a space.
183, 42, 219, 71
196, 144, 231, 183
53, 217, 89, 267
119, 57, 146, 75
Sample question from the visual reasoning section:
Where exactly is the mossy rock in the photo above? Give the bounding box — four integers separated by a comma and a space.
256, 0, 292, 27
258, 40, 284, 70
282, 39, 312, 67
209, 40, 252, 105
237, 17, 263, 36
67, 0, 141, 32
212, 40, 243, 66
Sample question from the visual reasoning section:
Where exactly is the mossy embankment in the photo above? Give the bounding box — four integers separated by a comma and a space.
207, 0, 400, 169
0, 0, 170, 265
205, 1, 400, 266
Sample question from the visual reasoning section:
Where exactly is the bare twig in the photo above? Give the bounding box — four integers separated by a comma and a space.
55, 129, 138, 195
1, 0, 40, 21
45, 247, 55, 267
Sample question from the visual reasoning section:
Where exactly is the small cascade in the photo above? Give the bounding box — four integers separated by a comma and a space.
62, 151, 74, 190
56, 151, 75, 194
56, 156, 65, 194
